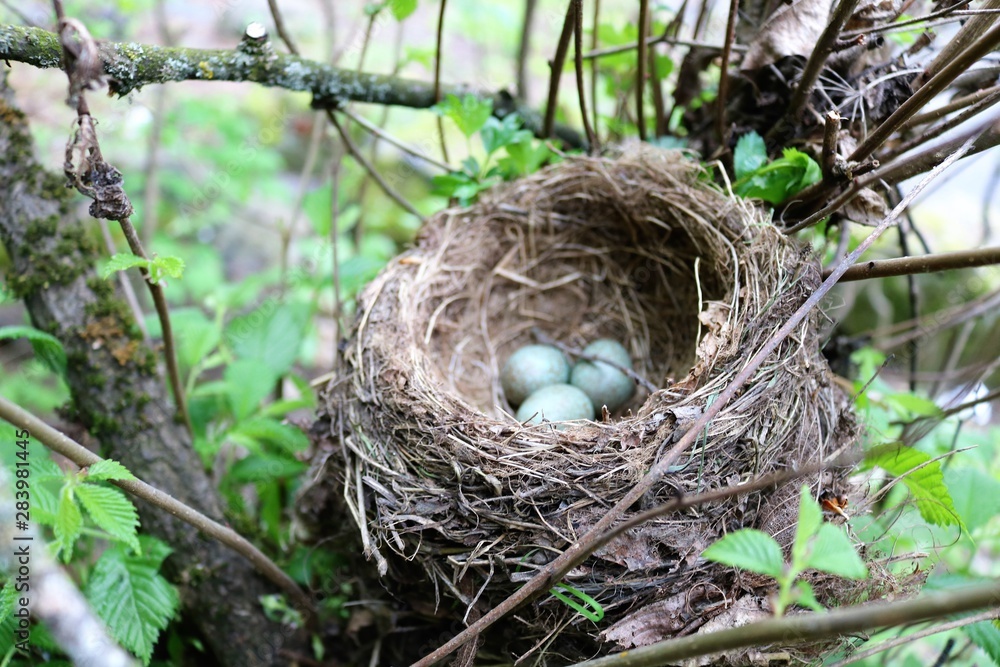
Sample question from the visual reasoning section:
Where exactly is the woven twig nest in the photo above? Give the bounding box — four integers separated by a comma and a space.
305, 145, 877, 662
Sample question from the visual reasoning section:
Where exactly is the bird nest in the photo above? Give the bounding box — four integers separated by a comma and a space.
303, 145, 886, 663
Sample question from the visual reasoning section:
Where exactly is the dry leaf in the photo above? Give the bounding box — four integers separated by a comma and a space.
741, 0, 834, 71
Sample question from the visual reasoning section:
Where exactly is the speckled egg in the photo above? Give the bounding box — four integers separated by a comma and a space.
500, 344, 571, 406
515, 384, 595, 427
570, 339, 635, 413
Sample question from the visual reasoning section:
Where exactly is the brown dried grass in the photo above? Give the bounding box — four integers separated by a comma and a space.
303, 145, 889, 661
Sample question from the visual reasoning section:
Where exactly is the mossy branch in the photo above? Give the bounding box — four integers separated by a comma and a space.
0, 23, 584, 148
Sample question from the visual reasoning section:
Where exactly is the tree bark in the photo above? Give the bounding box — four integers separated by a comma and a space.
0, 71, 308, 667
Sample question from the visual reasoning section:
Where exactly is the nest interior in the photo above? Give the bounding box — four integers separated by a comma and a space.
304, 145, 875, 661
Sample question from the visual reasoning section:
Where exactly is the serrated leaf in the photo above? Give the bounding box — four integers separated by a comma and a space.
86, 545, 180, 665
807, 523, 868, 579
794, 580, 825, 612
76, 484, 140, 553
734, 132, 767, 180
702, 528, 784, 578
147, 255, 185, 283
434, 94, 493, 138
54, 484, 82, 562
223, 359, 278, 421
866, 444, 963, 528
792, 485, 822, 564
0, 325, 67, 376
86, 459, 137, 482
965, 619, 1000, 665
101, 253, 150, 279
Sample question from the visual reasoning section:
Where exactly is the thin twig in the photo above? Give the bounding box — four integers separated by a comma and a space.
542, 2, 576, 138
572, 0, 597, 152
410, 87, 983, 667
841, 0, 973, 37
327, 110, 424, 220
119, 216, 193, 435
881, 85, 1000, 161
571, 582, 1000, 667
589, 0, 600, 137
434, 0, 449, 163
0, 395, 314, 614
636, 0, 649, 141
849, 20, 1000, 163
822, 110, 841, 178
914, 0, 1000, 88
516, 0, 537, 100
899, 83, 1000, 130
715, 0, 739, 145
776, 0, 862, 137
341, 106, 451, 170
581, 33, 744, 60
267, 0, 300, 55
827, 608, 999, 667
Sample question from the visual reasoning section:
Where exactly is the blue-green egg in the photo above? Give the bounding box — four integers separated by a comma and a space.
500, 344, 570, 406
570, 339, 635, 413
515, 384, 595, 428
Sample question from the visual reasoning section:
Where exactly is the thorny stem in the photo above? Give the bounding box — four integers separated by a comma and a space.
900, 83, 1000, 129
881, 85, 1000, 161
543, 2, 576, 138
411, 130, 980, 667
0, 396, 314, 615
572, 0, 597, 152
636, 0, 649, 141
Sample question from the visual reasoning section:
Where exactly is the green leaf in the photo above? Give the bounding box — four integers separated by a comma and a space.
148, 255, 185, 282
225, 301, 309, 377
101, 253, 150, 279
223, 359, 278, 421
792, 485, 822, 565
549, 583, 604, 623
0, 325, 67, 376
866, 444, 963, 528
806, 523, 868, 579
228, 452, 307, 484
702, 528, 784, 578
76, 484, 141, 553
86, 544, 180, 665
388, 0, 417, 20
54, 484, 82, 562
733, 132, 767, 180
170, 308, 221, 373
946, 467, 1000, 531
734, 148, 822, 204
434, 94, 493, 138
965, 618, 1000, 665
230, 417, 310, 454
480, 114, 531, 157
86, 459, 137, 482
498, 138, 550, 178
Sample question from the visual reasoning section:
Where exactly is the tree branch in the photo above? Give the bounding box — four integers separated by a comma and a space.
830, 246, 1000, 282
0, 23, 584, 148
570, 580, 1000, 667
